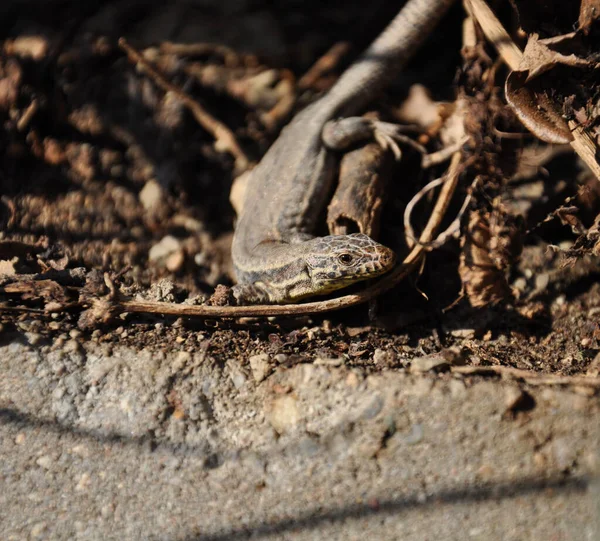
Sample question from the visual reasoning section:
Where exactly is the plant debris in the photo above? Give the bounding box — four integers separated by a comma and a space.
0, 0, 598, 383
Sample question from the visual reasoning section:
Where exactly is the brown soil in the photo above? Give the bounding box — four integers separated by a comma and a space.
0, 2, 599, 539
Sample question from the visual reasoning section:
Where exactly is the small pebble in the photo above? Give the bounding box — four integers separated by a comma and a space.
149, 235, 181, 262
359, 394, 384, 420
410, 354, 448, 373
402, 423, 424, 445
227, 360, 248, 389
268, 395, 299, 434
166, 250, 185, 272
139, 179, 163, 211
534, 273, 549, 291
63, 339, 81, 353
554, 295, 566, 307
449, 328, 475, 339
25, 332, 43, 346
273, 353, 287, 364
30, 522, 47, 538
75, 472, 91, 491
36, 455, 52, 469
345, 372, 359, 388
9, 36, 49, 60
249, 354, 270, 383
373, 348, 396, 365
513, 277, 527, 292
503, 388, 535, 417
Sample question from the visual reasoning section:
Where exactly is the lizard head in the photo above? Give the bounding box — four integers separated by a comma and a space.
305, 233, 396, 294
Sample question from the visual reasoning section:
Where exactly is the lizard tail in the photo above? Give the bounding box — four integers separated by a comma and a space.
326, 0, 457, 116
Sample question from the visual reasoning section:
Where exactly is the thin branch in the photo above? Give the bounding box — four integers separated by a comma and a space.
0, 304, 46, 315
298, 41, 350, 90
118, 38, 250, 172
463, 0, 521, 70
404, 176, 445, 249
415, 151, 463, 245
17, 98, 39, 131
452, 365, 600, 388
568, 121, 600, 180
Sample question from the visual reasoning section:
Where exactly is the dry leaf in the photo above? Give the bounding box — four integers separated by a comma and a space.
518, 33, 590, 83
561, 212, 600, 264
459, 206, 523, 307
505, 31, 600, 144
579, 0, 600, 34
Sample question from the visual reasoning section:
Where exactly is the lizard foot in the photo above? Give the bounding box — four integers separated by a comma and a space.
322, 117, 426, 160
231, 282, 274, 305
371, 121, 427, 160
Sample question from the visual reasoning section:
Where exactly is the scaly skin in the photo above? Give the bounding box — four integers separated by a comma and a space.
232, 0, 455, 304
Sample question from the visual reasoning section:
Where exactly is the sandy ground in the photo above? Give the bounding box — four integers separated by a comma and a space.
1, 335, 598, 540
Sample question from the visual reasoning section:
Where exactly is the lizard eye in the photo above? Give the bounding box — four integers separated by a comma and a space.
338, 253, 354, 265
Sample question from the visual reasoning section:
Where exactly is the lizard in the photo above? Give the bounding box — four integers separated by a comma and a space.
232, 0, 456, 304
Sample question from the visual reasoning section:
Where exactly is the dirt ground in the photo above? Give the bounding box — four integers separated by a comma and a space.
1, 1, 599, 539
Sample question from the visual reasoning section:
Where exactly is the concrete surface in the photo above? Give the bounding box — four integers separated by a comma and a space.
1, 336, 599, 540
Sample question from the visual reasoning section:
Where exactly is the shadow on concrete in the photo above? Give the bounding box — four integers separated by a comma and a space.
180, 475, 593, 540
1, 406, 596, 540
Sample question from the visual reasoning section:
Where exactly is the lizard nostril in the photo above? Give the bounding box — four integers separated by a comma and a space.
380, 248, 396, 268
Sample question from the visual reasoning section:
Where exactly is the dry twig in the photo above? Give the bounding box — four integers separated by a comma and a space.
452, 365, 600, 388
298, 42, 351, 90
118, 38, 250, 172
327, 143, 393, 237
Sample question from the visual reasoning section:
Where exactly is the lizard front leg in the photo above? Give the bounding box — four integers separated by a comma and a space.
322, 117, 426, 160
231, 282, 279, 304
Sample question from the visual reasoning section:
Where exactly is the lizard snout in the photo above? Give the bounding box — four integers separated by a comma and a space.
377, 246, 396, 270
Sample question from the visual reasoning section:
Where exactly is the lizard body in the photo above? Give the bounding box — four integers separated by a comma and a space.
232, 0, 455, 304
